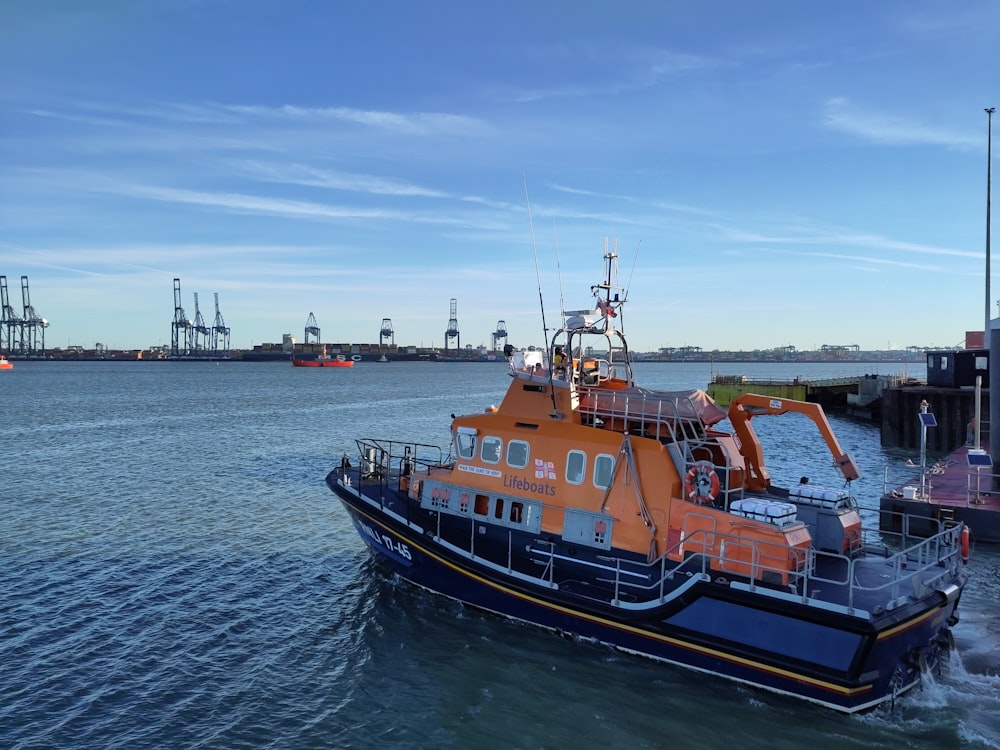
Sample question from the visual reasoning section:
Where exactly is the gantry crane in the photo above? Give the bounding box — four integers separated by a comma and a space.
379, 318, 394, 348
211, 293, 230, 358
305, 313, 320, 344
491, 320, 508, 352
21, 276, 48, 356
192, 292, 211, 354
444, 299, 460, 351
0, 275, 22, 355
171, 278, 193, 357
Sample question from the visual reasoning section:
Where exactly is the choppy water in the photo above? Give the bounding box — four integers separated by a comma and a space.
2, 360, 998, 749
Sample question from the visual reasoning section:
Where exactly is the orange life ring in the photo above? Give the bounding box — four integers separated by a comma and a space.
684, 461, 720, 504
961, 525, 970, 564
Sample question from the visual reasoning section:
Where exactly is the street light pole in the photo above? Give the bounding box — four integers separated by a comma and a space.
988, 107, 995, 339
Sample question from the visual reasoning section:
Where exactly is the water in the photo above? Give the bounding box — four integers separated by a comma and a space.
2, 360, 998, 749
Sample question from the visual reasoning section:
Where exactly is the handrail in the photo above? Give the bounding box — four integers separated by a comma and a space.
532, 521, 962, 616
346, 439, 963, 618
577, 389, 707, 443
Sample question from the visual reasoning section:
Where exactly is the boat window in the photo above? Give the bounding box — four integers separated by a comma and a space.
509, 501, 524, 524
506, 440, 530, 469
456, 431, 476, 459
494, 498, 505, 520
594, 454, 616, 489
474, 494, 490, 516
566, 450, 586, 485
481, 436, 503, 464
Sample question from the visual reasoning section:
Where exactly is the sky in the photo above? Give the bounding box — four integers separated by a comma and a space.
1, 1, 998, 354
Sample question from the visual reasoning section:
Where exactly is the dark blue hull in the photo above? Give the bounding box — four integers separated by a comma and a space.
331, 473, 961, 714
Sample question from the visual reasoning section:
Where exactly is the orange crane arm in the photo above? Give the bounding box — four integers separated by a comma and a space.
727, 393, 861, 493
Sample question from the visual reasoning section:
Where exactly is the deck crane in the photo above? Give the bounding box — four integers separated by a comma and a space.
171, 278, 193, 357
444, 298, 460, 351
727, 393, 861, 493
1, 275, 23, 355
21, 276, 48, 356
304, 313, 320, 344
192, 292, 211, 353
211, 293, 230, 358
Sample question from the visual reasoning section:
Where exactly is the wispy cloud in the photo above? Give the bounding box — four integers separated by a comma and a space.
220, 103, 491, 136
506, 43, 720, 103
720, 219, 979, 259
231, 161, 452, 198
821, 98, 980, 149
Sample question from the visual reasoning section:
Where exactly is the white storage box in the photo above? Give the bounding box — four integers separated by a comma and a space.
788, 484, 848, 509
730, 498, 797, 526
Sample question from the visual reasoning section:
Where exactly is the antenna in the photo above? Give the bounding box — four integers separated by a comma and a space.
523, 174, 562, 418
620, 239, 642, 331
523, 173, 550, 353
553, 221, 567, 326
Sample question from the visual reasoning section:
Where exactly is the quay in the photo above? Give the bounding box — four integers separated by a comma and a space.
881, 442, 1000, 543
707, 373, 900, 417
709, 370, 984, 453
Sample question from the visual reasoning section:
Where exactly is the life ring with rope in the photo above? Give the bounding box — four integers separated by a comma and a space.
684, 461, 721, 504
961, 525, 970, 564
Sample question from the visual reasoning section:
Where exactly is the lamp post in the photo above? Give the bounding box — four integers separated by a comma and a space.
987, 107, 995, 342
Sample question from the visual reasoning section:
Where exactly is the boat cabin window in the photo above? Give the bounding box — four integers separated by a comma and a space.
566, 450, 586, 485
420, 486, 541, 532
456, 428, 477, 459
593, 454, 615, 489
481, 436, 503, 464
506, 440, 530, 469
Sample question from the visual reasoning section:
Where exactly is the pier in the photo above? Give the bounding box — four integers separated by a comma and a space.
708, 373, 984, 454
707, 374, 893, 414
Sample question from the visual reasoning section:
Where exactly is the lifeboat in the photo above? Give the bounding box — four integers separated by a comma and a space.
325, 246, 967, 714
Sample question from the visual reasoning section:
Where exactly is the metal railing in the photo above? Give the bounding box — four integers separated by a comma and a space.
342, 440, 962, 618
576, 389, 709, 444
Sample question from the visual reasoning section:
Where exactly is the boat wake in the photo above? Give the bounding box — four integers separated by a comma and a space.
855, 650, 1000, 748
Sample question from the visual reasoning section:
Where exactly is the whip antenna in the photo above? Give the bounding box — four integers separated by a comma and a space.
620, 239, 642, 329
554, 221, 567, 325
523, 174, 550, 352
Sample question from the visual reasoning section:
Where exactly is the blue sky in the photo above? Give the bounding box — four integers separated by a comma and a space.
1, 1, 998, 353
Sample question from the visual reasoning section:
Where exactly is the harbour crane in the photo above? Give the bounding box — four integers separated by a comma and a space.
21, 276, 48, 356
444, 298, 460, 351
491, 320, 508, 352
305, 312, 320, 344
192, 292, 211, 354
171, 278, 193, 357
211, 293, 231, 358
379, 318, 394, 348
0, 275, 23, 355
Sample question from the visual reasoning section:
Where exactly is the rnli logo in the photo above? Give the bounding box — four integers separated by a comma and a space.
534, 459, 556, 479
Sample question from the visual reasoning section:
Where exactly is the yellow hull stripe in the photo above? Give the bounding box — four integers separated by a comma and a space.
350, 502, 883, 698
876, 605, 944, 640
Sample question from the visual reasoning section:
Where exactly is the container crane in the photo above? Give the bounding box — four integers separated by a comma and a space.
21, 276, 48, 356
444, 298, 460, 351
171, 278, 193, 357
379, 318, 394, 348
211, 293, 230, 358
0, 275, 23, 355
192, 292, 211, 354
491, 320, 508, 352
305, 313, 320, 344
